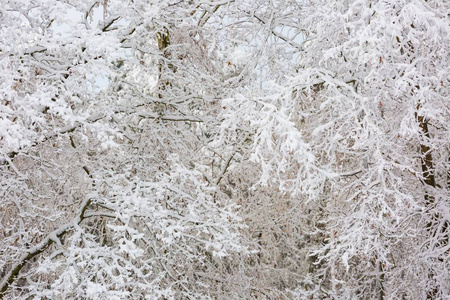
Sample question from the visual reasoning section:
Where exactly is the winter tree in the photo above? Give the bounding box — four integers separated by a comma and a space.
219, 0, 450, 298
1, 0, 449, 299
0, 0, 249, 298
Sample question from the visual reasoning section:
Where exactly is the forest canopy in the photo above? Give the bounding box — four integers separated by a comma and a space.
1, 0, 449, 299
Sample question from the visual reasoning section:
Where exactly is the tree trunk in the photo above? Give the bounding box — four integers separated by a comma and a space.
417, 111, 441, 299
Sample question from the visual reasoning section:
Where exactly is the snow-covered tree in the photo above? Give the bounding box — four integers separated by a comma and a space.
2, 0, 449, 299
0, 1, 250, 298
220, 0, 450, 298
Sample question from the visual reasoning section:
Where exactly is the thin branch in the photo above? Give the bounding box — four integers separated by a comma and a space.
101, 16, 120, 32
215, 133, 251, 185
246, 11, 303, 51
197, 1, 234, 27
137, 112, 203, 123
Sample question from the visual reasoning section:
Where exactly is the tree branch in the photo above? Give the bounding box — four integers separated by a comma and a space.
0, 197, 92, 298
4, 113, 105, 162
